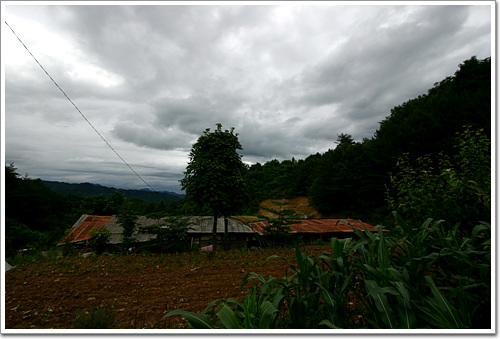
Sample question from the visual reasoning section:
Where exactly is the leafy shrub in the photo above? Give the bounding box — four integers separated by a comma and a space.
386, 126, 490, 233
72, 303, 116, 329
89, 226, 112, 254
138, 216, 194, 253
116, 202, 138, 250
5, 217, 48, 258
260, 201, 296, 247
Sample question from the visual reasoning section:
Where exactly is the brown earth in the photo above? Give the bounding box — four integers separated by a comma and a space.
258, 196, 324, 219
5, 245, 335, 330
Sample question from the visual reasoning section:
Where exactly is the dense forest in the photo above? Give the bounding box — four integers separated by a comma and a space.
5, 56, 491, 257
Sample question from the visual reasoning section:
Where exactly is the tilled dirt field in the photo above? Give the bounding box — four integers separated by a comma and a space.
5, 245, 333, 330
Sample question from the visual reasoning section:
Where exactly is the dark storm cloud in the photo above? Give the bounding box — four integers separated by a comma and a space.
4, 3, 491, 191
286, 5, 486, 142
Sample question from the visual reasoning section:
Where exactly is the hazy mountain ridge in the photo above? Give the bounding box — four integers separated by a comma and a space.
41, 180, 184, 203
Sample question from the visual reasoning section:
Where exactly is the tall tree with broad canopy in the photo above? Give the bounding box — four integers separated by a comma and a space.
180, 123, 248, 251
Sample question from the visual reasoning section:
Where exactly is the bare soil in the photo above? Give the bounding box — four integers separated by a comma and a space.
258, 196, 324, 219
5, 245, 334, 330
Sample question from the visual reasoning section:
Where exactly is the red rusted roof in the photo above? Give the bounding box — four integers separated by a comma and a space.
57, 215, 112, 245
248, 218, 376, 235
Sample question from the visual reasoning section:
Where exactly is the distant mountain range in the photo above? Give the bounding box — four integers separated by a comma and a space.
41, 180, 184, 203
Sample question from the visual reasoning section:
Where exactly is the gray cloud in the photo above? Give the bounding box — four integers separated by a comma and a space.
4, 3, 491, 192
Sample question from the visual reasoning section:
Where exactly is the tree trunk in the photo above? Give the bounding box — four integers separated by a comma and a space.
212, 213, 218, 252
224, 216, 229, 251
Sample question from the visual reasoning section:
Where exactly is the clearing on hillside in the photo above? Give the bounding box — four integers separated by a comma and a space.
258, 197, 323, 219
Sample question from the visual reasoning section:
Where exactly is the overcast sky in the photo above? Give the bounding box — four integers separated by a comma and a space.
2, 2, 492, 193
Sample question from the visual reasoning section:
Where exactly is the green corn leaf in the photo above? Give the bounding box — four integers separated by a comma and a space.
258, 300, 279, 329
316, 282, 335, 307
366, 282, 399, 296
372, 293, 396, 329
202, 298, 226, 314
471, 222, 490, 240
246, 292, 257, 314
319, 319, 342, 329
332, 238, 342, 258
390, 211, 409, 234
396, 295, 416, 329
271, 286, 285, 308
243, 292, 257, 329
377, 231, 390, 269
424, 276, 462, 328
363, 264, 393, 282
417, 302, 457, 329
390, 280, 410, 304
363, 223, 376, 240
340, 274, 353, 293
438, 248, 475, 266
217, 304, 241, 329
295, 245, 307, 273
161, 310, 214, 329
351, 227, 366, 240
365, 280, 397, 329
223, 298, 244, 309
335, 256, 346, 273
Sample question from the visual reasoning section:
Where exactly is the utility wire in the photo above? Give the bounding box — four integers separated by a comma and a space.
5, 21, 158, 193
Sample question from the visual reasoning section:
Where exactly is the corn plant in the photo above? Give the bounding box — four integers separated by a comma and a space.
158, 213, 490, 329
157, 274, 284, 329
159, 245, 356, 329
345, 213, 491, 329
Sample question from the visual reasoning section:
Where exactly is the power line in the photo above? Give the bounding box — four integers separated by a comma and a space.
5, 21, 158, 193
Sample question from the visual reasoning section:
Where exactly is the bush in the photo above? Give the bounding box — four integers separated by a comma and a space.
88, 227, 111, 254
138, 216, 194, 253
260, 201, 295, 247
72, 303, 116, 329
5, 217, 49, 258
386, 126, 490, 233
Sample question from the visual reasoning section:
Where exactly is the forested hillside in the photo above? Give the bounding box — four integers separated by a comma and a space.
243, 56, 491, 222
41, 180, 183, 203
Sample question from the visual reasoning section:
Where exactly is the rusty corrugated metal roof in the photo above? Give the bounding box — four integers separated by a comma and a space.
57, 215, 112, 245
59, 215, 257, 245
248, 218, 376, 235
60, 215, 374, 246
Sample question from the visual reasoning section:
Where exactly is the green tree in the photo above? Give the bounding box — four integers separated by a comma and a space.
260, 201, 295, 247
81, 194, 108, 215
180, 123, 248, 251
104, 190, 126, 215
138, 216, 194, 253
89, 226, 112, 254
116, 201, 138, 250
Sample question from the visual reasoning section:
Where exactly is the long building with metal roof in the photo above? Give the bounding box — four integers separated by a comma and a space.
58, 215, 377, 250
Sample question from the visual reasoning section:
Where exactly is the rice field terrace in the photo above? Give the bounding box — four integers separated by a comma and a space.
5, 244, 335, 329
